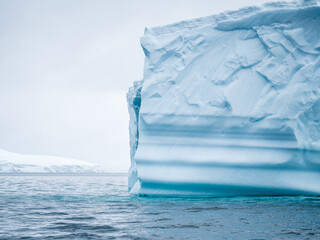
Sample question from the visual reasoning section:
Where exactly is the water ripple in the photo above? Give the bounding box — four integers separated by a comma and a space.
0, 174, 319, 239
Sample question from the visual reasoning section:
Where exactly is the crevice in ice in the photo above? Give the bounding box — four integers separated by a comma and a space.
127, 81, 143, 190
127, 81, 143, 158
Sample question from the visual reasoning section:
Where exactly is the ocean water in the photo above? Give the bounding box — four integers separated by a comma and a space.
0, 174, 319, 240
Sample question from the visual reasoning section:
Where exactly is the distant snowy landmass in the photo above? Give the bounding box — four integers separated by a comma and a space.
127, 0, 320, 196
0, 149, 103, 173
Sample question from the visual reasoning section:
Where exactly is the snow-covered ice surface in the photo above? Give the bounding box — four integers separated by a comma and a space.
127, 0, 320, 197
0, 149, 102, 173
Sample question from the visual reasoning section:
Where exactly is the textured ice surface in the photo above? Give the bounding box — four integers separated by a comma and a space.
0, 149, 102, 173
127, 0, 320, 196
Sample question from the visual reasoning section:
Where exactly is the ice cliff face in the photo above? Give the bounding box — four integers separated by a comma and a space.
127, 0, 320, 196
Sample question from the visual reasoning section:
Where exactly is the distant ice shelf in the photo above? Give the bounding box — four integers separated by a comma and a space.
0, 149, 102, 173
127, 0, 320, 197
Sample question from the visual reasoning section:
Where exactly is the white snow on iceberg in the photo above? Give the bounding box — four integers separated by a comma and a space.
127, 0, 320, 197
0, 149, 103, 173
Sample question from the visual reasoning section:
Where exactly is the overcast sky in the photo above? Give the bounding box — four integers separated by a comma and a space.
0, 0, 278, 172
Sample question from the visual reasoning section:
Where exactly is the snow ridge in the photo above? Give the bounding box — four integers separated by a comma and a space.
0, 149, 102, 173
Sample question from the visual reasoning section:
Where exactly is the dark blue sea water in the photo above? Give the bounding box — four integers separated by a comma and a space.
0, 174, 319, 240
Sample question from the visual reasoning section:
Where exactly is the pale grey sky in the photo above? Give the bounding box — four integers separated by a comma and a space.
0, 0, 278, 172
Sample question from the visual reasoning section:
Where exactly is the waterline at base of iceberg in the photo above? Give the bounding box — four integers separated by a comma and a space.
135, 164, 320, 197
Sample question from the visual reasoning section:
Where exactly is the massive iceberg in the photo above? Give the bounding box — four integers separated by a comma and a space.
127, 0, 320, 197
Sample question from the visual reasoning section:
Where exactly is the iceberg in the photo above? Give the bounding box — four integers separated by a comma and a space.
0, 149, 102, 173
127, 0, 320, 197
